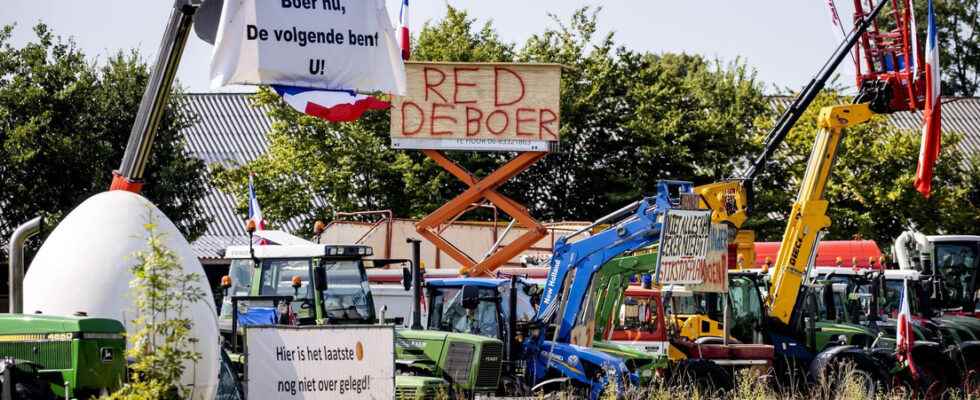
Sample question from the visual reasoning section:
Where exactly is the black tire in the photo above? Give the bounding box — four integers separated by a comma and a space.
911, 343, 961, 399
819, 354, 888, 399
667, 359, 733, 395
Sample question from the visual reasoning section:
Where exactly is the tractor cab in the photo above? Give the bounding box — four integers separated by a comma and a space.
218, 230, 379, 331
424, 278, 539, 339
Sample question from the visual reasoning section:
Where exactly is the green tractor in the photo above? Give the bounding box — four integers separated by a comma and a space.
0, 314, 126, 399
218, 230, 503, 399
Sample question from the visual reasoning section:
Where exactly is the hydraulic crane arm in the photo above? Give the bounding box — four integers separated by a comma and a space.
110, 0, 201, 193
535, 181, 696, 345
695, 0, 889, 232
766, 103, 873, 325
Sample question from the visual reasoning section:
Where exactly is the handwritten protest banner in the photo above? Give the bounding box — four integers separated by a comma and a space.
655, 209, 712, 285
391, 62, 561, 152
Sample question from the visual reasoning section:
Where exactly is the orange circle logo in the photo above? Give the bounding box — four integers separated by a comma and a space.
355, 342, 364, 361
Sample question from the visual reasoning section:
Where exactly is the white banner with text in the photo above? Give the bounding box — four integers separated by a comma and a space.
246, 325, 394, 399
655, 209, 712, 285
210, 0, 406, 94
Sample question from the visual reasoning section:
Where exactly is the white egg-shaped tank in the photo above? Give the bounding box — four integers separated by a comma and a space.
24, 191, 219, 400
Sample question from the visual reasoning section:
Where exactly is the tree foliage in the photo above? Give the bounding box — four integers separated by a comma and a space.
0, 23, 209, 259
213, 7, 768, 231
748, 91, 980, 243
213, 5, 980, 247
917, 0, 980, 96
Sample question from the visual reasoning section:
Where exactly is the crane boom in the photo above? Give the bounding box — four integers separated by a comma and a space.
765, 104, 872, 325
110, 0, 200, 193
696, 0, 889, 232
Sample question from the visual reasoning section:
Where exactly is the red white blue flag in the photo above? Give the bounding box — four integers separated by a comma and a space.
399, 0, 410, 60
896, 279, 918, 378
915, 0, 942, 197
248, 174, 265, 232
272, 86, 390, 123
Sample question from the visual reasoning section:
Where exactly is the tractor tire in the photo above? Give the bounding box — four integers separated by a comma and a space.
667, 359, 733, 395
912, 342, 961, 398
0, 361, 55, 400
818, 354, 888, 399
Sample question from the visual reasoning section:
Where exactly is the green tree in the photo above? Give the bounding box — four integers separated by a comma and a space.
748, 90, 980, 245
0, 23, 209, 258
917, 0, 980, 96
104, 214, 206, 400
214, 7, 768, 227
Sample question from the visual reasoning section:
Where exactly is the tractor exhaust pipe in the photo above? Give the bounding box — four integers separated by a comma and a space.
407, 238, 423, 330
9, 216, 43, 314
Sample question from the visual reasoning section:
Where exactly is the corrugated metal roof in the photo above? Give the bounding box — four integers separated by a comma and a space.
180, 93, 306, 259
769, 96, 980, 156
184, 94, 980, 259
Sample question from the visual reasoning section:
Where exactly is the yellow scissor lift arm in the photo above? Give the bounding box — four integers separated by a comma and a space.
766, 103, 873, 324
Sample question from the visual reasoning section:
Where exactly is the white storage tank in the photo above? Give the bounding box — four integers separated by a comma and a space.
23, 191, 219, 400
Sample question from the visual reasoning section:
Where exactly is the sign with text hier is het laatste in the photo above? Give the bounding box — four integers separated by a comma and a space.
210, 0, 406, 94
655, 209, 712, 286
246, 326, 394, 400
390, 62, 562, 152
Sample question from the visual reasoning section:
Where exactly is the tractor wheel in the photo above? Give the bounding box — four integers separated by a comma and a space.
912, 343, 961, 398
820, 355, 887, 399
668, 359, 733, 395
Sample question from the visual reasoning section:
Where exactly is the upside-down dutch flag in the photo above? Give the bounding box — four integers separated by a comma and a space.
272, 85, 390, 123
399, 0, 410, 60
915, 0, 942, 197
896, 279, 918, 378
248, 174, 266, 230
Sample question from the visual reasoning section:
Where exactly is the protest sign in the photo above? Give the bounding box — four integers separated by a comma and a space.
655, 209, 712, 285
246, 325, 394, 399
210, 0, 406, 94
390, 62, 561, 152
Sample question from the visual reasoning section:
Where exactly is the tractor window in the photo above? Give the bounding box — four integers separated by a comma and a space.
729, 277, 762, 343
619, 295, 660, 332
501, 283, 537, 322
882, 279, 918, 318
934, 243, 979, 310
258, 259, 313, 315
220, 259, 254, 317
320, 260, 375, 323
428, 287, 500, 337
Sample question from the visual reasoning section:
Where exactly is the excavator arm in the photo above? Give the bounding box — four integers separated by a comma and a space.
535, 181, 699, 346
695, 0, 891, 267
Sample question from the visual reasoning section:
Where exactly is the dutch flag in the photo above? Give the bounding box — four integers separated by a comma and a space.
272, 86, 390, 123
914, 0, 942, 197
399, 0, 410, 60
895, 279, 918, 378
248, 174, 265, 232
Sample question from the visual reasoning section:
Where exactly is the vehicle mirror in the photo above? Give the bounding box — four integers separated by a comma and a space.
402, 267, 412, 292
313, 267, 328, 292
462, 285, 480, 310
822, 282, 837, 321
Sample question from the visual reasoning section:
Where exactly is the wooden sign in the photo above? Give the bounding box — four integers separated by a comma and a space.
390, 62, 561, 152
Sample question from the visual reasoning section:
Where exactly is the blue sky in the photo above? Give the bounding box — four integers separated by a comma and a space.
2, 1, 862, 94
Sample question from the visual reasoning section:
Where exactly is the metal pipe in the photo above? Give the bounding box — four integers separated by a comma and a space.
112, 0, 198, 191
9, 216, 43, 313
565, 200, 641, 241
481, 218, 517, 262
407, 238, 423, 330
